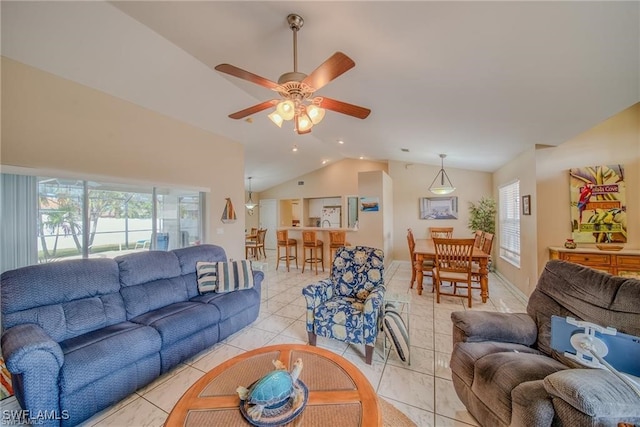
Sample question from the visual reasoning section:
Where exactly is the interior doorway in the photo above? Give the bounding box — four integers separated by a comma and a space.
259, 199, 277, 250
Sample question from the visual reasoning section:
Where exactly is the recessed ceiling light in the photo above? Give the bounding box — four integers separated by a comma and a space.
292, 145, 298, 152
338, 140, 345, 144
322, 160, 328, 165
401, 148, 410, 152
359, 156, 365, 160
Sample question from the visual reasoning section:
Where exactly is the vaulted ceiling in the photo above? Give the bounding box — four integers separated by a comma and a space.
2, 1, 638, 191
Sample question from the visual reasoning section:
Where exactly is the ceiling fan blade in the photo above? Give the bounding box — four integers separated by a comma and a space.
302, 52, 355, 91
318, 97, 371, 119
228, 100, 278, 120
215, 64, 279, 90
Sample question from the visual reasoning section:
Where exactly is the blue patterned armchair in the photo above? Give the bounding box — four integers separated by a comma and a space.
302, 246, 385, 364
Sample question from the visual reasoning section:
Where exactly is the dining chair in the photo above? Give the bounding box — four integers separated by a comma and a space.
473, 230, 484, 248
245, 228, 266, 260
329, 231, 350, 261
432, 238, 475, 307
245, 227, 258, 244
302, 231, 324, 274
471, 232, 494, 289
429, 227, 454, 239
276, 229, 298, 272
407, 228, 434, 291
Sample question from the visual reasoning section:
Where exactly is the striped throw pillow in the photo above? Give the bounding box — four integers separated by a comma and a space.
196, 261, 218, 294
216, 260, 254, 293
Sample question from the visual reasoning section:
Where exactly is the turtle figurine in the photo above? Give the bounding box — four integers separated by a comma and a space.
236, 358, 305, 422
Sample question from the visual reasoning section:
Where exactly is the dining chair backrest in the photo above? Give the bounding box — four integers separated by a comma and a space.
257, 229, 266, 244
429, 227, 454, 239
473, 230, 484, 248
407, 228, 416, 256
481, 232, 494, 255
433, 238, 475, 276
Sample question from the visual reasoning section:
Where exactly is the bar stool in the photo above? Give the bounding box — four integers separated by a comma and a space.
276, 230, 298, 272
302, 231, 324, 275
329, 231, 350, 261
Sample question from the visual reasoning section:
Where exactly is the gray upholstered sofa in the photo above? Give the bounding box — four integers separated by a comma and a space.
450, 259, 640, 427
1, 244, 262, 426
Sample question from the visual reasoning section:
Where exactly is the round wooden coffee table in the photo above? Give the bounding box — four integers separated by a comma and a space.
165, 344, 381, 426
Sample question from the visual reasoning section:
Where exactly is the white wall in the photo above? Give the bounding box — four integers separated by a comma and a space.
1, 58, 248, 260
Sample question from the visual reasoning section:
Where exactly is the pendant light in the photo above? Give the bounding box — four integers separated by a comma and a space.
429, 154, 456, 195
245, 177, 257, 210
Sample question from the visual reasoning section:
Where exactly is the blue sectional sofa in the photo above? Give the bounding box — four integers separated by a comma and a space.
1, 244, 262, 426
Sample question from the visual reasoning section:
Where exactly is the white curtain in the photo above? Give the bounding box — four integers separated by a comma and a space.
1, 174, 38, 273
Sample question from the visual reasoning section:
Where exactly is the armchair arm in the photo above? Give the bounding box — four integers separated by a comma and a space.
362, 286, 386, 346
251, 270, 264, 297
451, 311, 537, 346
302, 279, 334, 331
2, 324, 64, 422
544, 369, 640, 421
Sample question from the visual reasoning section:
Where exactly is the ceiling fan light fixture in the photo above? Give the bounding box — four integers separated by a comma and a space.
429, 154, 456, 195
268, 111, 284, 127
296, 112, 313, 133
276, 100, 296, 121
306, 104, 325, 124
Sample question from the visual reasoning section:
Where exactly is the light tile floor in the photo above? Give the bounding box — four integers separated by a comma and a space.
1, 250, 528, 426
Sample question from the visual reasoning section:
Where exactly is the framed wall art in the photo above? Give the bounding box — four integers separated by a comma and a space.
419, 196, 458, 220
570, 165, 626, 243
522, 195, 531, 216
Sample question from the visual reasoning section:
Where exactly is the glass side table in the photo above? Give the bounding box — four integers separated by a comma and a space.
251, 261, 269, 308
383, 291, 411, 365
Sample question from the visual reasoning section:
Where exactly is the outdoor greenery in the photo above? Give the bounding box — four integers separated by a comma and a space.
38, 181, 153, 259
468, 197, 497, 234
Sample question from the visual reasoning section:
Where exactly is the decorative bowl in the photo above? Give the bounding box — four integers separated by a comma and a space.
595, 244, 623, 251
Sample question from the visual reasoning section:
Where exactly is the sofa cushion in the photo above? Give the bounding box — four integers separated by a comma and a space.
131, 302, 221, 347
216, 260, 254, 293
196, 261, 218, 294
173, 245, 228, 298
471, 351, 568, 424
1, 259, 126, 342
191, 287, 260, 321
450, 341, 543, 388
58, 322, 161, 394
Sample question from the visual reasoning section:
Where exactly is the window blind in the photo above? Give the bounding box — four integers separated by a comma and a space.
499, 180, 521, 267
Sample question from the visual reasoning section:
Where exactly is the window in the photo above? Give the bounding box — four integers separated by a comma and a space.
2, 173, 205, 270
499, 180, 520, 267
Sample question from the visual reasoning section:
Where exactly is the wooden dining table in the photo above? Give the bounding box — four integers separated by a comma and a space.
413, 239, 491, 302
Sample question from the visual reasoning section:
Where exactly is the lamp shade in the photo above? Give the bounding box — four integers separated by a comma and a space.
268, 111, 284, 127
296, 113, 313, 133
276, 100, 295, 121
429, 154, 456, 195
306, 104, 325, 125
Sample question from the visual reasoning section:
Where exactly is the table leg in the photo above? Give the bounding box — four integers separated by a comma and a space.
479, 257, 489, 303
415, 254, 424, 295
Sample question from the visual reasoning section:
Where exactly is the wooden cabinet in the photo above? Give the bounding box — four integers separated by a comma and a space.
549, 247, 640, 278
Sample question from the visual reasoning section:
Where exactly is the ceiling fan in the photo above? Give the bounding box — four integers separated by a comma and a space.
215, 13, 371, 135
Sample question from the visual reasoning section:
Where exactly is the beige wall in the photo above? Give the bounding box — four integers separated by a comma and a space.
1, 58, 248, 259
494, 103, 639, 297
535, 103, 640, 262
259, 158, 388, 199
493, 148, 538, 295
388, 160, 493, 261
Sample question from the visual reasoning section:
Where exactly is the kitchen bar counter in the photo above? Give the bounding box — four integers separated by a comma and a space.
281, 227, 358, 271
284, 226, 357, 232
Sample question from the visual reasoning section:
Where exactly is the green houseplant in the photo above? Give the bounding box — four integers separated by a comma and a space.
468, 197, 496, 234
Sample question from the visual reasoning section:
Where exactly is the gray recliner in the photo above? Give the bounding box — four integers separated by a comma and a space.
450, 260, 640, 427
